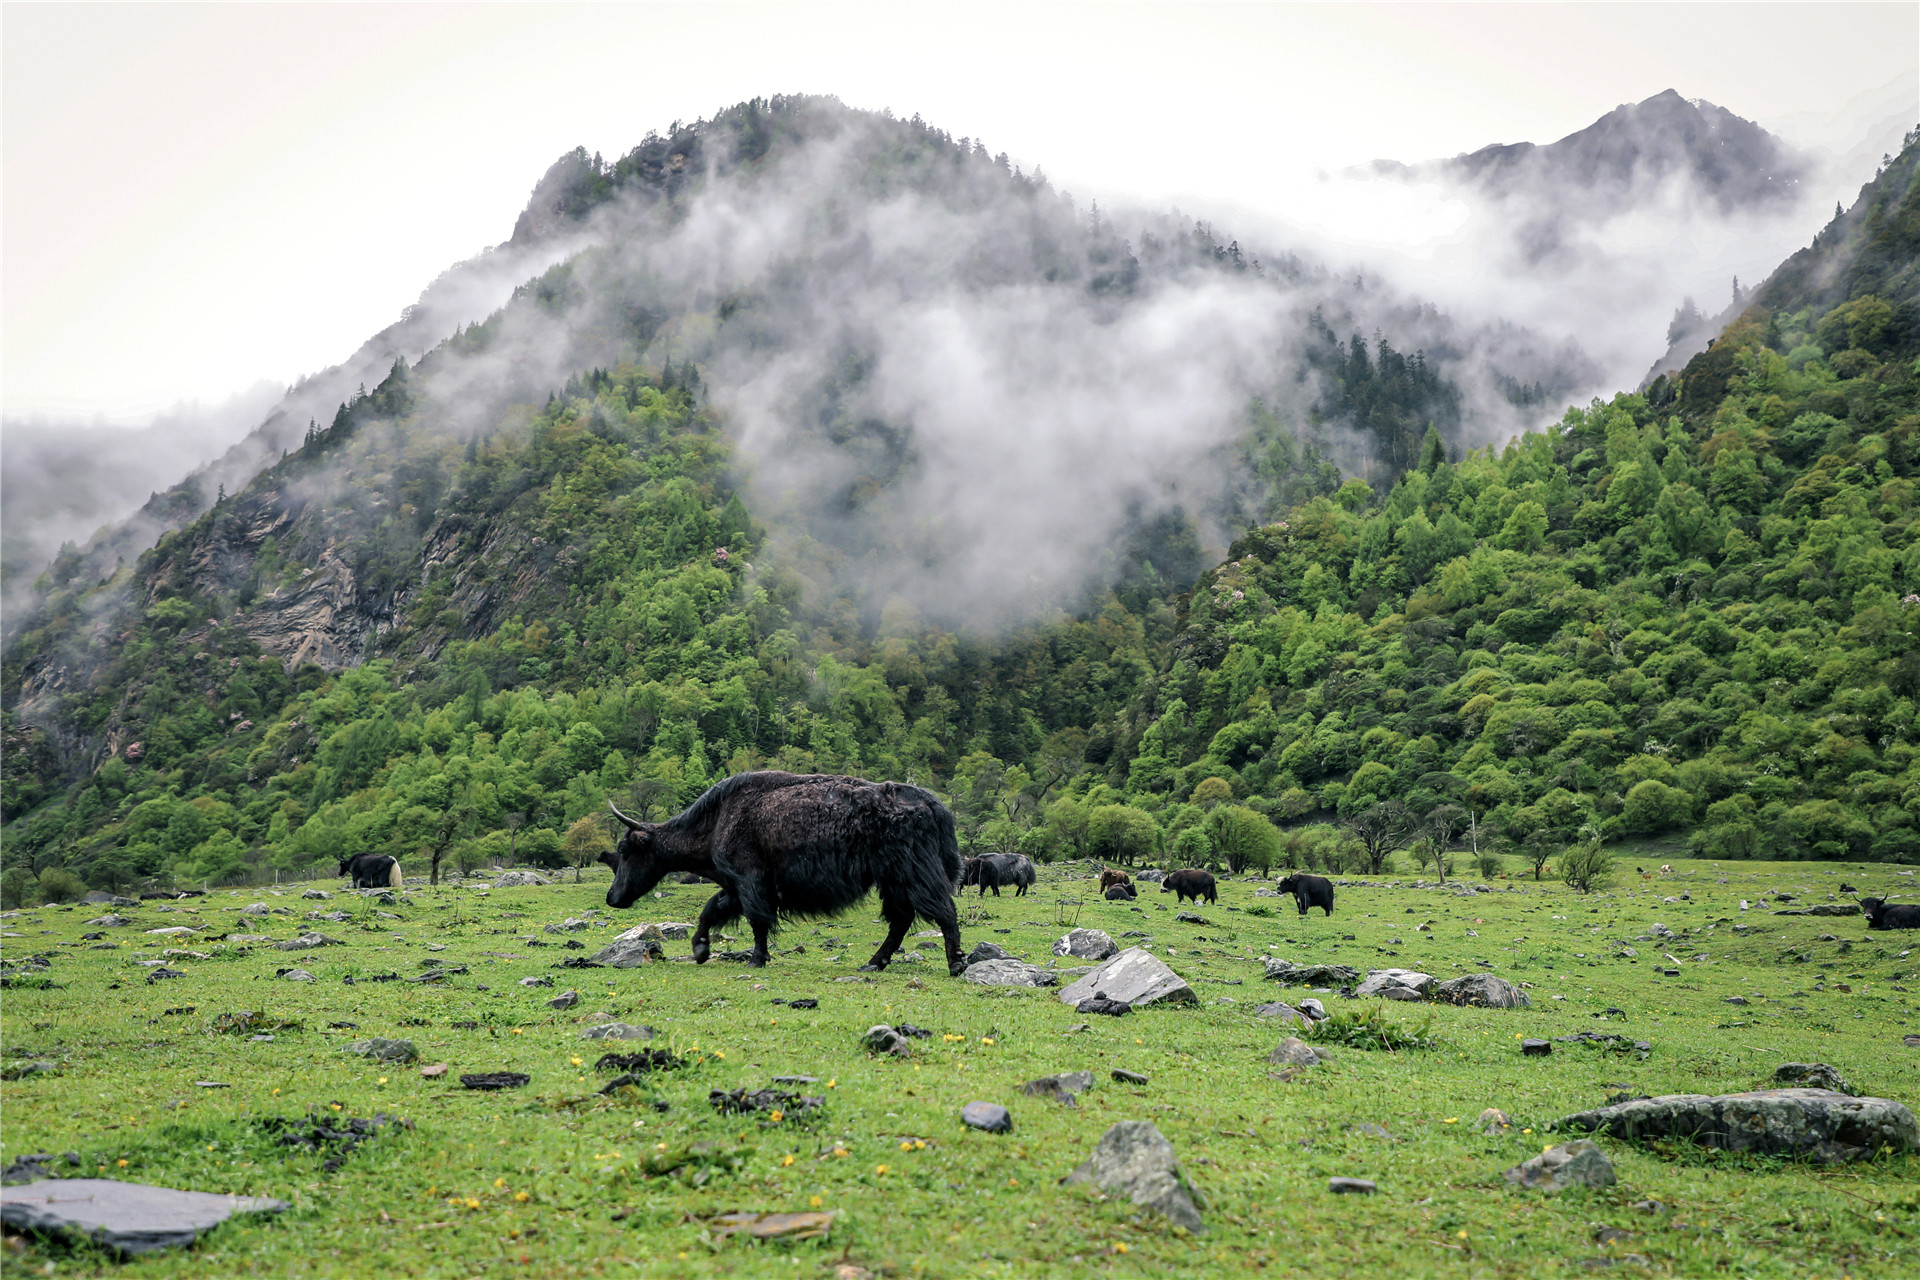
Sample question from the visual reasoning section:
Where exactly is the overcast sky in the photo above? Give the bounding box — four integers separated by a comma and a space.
4, 2, 1915, 421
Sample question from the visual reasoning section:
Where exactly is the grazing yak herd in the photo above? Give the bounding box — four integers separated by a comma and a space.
338, 771, 1920, 979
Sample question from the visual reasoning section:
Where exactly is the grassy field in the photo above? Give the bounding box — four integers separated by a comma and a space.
3, 857, 1918, 1278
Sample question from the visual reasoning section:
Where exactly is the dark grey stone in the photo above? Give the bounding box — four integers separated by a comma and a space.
1557, 1088, 1917, 1162
1433, 973, 1530, 1008
1503, 1141, 1616, 1191
1111, 1069, 1149, 1086
1021, 1071, 1094, 1105
1252, 1001, 1308, 1026
1773, 1062, 1853, 1095
1064, 1121, 1205, 1234
1266, 1037, 1331, 1067
1261, 959, 1359, 987
1354, 969, 1434, 1001
1054, 928, 1118, 962
579, 1022, 656, 1042
1328, 1177, 1377, 1194
965, 941, 1012, 965
863, 1025, 912, 1057
1522, 1039, 1553, 1056
0, 1179, 287, 1256
961, 1102, 1012, 1133
343, 1038, 417, 1063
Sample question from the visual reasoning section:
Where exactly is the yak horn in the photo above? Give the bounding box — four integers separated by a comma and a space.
608, 800, 644, 831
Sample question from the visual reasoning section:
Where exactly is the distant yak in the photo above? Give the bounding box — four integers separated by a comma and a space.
1276, 872, 1335, 917
1161, 868, 1217, 905
339, 853, 403, 890
603, 771, 966, 974
961, 853, 1035, 897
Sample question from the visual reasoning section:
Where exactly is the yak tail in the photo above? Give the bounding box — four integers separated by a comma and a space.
389, 861, 404, 890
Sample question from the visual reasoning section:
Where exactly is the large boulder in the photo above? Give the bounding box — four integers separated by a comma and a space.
1063, 1121, 1206, 1234
1503, 1140, 1616, 1191
1054, 929, 1118, 962
1433, 973, 1530, 1008
0, 1179, 287, 1257
963, 959, 1056, 987
1354, 969, 1434, 1001
1557, 1089, 1919, 1162
587, 936, 663, 968
492, 871, 549, 887
1058, 948, 1197, 1009
1260, 958, 1359, 987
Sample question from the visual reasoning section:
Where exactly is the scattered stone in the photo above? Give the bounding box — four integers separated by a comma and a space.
544, 918, 591, 933
85, 914, 133, 928
580, 1022, 656, 1042
1111, 1069, 1149, 1086
0, 1179, 287, 1256
145, 967, 186, 983
1252, 1001, 1309, 1026
1, 1154, 80, 1186
1354, 969, 1434, 1001
1503, 1140, 1617, 1191
1476, 1108, 1513, 1134
492, 871, 549, 887
278, 969, 316, 983
420, 1064, 449, 1078
1433, 974, 1530, 1008
1058, 948, 1196, 1009
787, 997, 819, 1009
1054, 929, 1118, 962
963, 959, 1056, 987
547, 989, 580, 1010
710, 1087, 821, 1116
1328, 1177, 1377, 1194
862, 1025, 912, 1057
1063, 1121, 1205, 1234
833, 975, 876, 984
595, 1049, 686, 1073
343, 1038, 417, 1064
1261, 959, 1360, 987
1, 1062, 59, 1081
275, 933, 343, 951
300, 890, 331, 900
1773, 1062, 1853, 1095
707, 1210, 836, 1241
1724, 996, 1749, 1006
144, 926, 199, 937
965, 941, 1012, 965
1298, 998, 1328, 1021
1022, 1071, 1095, 1105
1773, 904, 1860, 917
961, 1102, 1013, 1133
1522, 1039, 1553, 1056
1557, 1089, 1918, 1162
895, 1023, 933, 1039
79, 892, 138, 907
518, 976, 554, 988
1076, 996, 1132, 1017
460, 1072, 530, 1091
1266, 1037, 1331, 1068
239, 903, 270, 916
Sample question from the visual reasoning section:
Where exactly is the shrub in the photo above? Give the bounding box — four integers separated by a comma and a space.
1475, 850, 1503, 878
35, 867, 86, 903
1305, 1004, 1441, 1052
1560, 841, 1615, 893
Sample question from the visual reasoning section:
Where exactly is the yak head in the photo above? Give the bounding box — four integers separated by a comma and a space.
336, 857, 354, 877
603, 802, 668, 908
1860, 897, 1886, 925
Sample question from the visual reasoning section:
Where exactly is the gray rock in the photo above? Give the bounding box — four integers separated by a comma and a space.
1021, 1071, 1095, 1104
1266, 1037, 1331, 1067
310, 910, 353, 923
1503, 1140, 1616, 1191
1343, 1123, 1393, 1140
1064, 1121, 1206, 1234
1433, 973, 1530, 1008
965, 941, 1012, 965
492, 871, 549, 887
588, 937, 664, 967
79, 892, 138, 907
275, 933, 343, 951
84, 914, 132, 928
547, 989, 580, 1010
1557, 1089, 1917, 1162
1053, 928, 1118, 962
238, 903, 270, 916
1174, 912, 1210, 925
579, 1022, 656, 1042
963, 959, 1056, 987
278, 969, 315, 983
1252, 1001, 1309, 1026
1261, 958, 1359, 987
1328, 1177, 1376, 1194
961, 1102, 1012, 1133
300, 890, 332, 900
1354, 969, 1434, 1001
1058, 948, 1197, 1009
1522, 1039, 1553, 1055
1476, 1108, 1513, 1134
1111, 1069, 1149, 1086
1299, 998, 1328, 1021
518, 976, 554, 988
1774, 1063, 1853, 1095
343, 1038, 417, 1064
863, 1025, 912, 1057
0, 1179, 287, 1257
543, 918, 590, 934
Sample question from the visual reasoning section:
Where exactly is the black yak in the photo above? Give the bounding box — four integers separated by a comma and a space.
1276, 872, 1335, 917
1099, 868, 1131, 892
1861, 897, 1920, 930
962, 853, 1035, 897
339, 853, 403, 890
1161, 868, 1217, 905
603, 771, 966, 975
1104, 883, 1136, 901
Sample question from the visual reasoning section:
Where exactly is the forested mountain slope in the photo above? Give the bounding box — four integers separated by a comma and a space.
1, 112, 1914, 900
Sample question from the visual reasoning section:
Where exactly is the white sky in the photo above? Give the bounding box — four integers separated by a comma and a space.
4, 2, 1916, 421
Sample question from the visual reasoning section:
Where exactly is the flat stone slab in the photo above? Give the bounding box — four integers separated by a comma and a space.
1354, 969, 1434, 1001
1058, 948, 1196, 1009
492, 871, 549, 887
1261, 959, 1359, 986
1557, 1089, 1918, 1162
579, 1022, 657, 1041
1, 1179, 287, 1256
1064, 1120, 1205, 1234
963, 959, 1056, 988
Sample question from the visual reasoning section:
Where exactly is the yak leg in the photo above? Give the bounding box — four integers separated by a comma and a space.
910, 882, 966, 977
746, 915, 773, 967
860, 892, 915, 972
692, 890, 741, 965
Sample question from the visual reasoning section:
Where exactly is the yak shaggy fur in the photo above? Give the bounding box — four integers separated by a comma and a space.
603, 771, 967, 975
961, 853, 1035, 897
339, 853, 404, 890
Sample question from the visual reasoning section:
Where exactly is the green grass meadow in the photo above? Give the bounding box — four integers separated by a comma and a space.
4, 858, 1919, 1278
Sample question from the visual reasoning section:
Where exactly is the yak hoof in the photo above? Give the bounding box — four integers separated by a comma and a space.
692, 941, 711, 964
857, 962, 886, 973
948, 961, 968, 978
